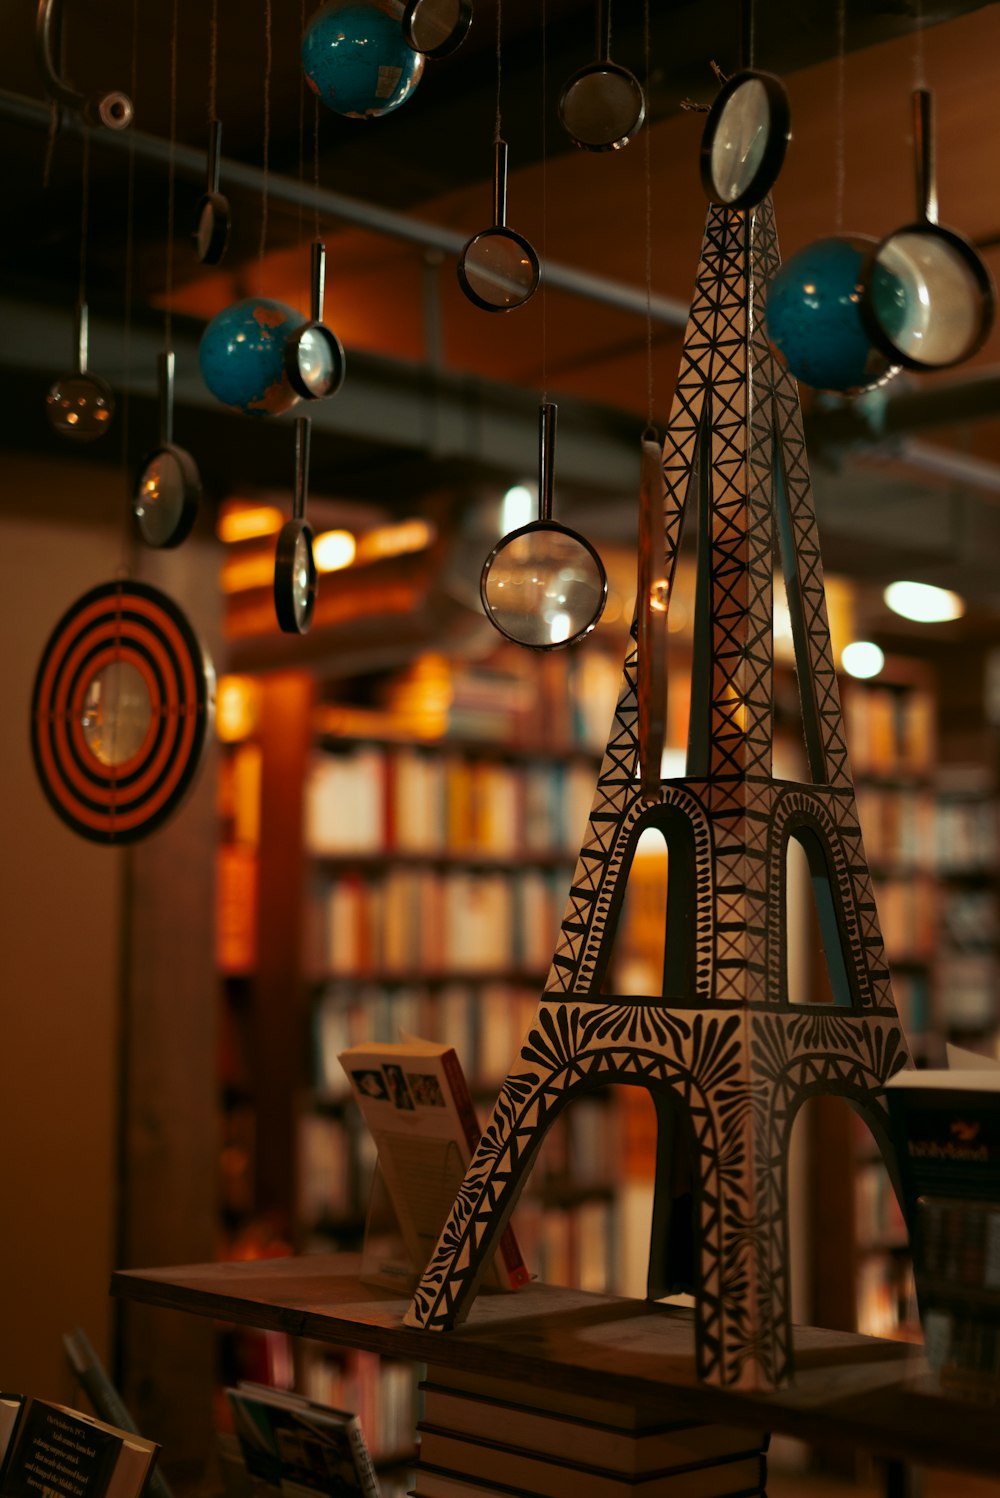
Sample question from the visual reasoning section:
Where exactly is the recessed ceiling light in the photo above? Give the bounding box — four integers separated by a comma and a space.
314, 529, 356, 573
883, 580, 965, 623
841, 640, 885, 679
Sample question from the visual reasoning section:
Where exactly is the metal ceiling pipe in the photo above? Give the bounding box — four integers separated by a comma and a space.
0, 86, 690, 330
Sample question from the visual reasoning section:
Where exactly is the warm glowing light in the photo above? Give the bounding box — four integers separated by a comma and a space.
884, 580, 965, 623
355, 518, 435, 563
218, 503, 284, 543
217, 675, 261, 742
314, 529, 357, 573
501, 483, 535, 534
221, 554, 274, 593
841, 640, 885, 679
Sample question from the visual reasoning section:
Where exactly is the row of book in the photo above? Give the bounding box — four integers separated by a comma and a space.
413, 1368, 768, 1498
304, 746, 597, 858
843, 683, 934, 777
854, 1158, 908, 1252
313, 982, 543, 1093
854, 783, 934, 868
936, 793, 1000, 872
871, 873, 936, 961
935, 952, 1000, 1029
304, 866, 567, 979
295, 1348, 417, 1467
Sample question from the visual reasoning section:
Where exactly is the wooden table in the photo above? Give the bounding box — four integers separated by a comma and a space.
112, 1254, 995, 1482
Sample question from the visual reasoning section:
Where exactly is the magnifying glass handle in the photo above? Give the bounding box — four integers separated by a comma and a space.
207, 118, 222, 194
294, 416, 312, 522
914, 87, 938, 226
493, 139, 508, 229
75, 299, 89, 374
538, 402, 557, 522
158, 351, 175, 447
738, 0, 755, 71
311, 240, 327, 325
595, 0, 611, 63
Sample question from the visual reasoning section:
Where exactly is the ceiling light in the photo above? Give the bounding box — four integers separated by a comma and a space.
883, 580, 965, 623
501, 484, 535, 534
841, 640, 885, 679
314, 529, 357, 573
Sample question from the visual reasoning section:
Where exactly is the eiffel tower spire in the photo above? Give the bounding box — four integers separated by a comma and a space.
404, 195, 911, 1392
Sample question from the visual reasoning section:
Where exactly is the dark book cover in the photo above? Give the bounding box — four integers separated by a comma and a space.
1, 1402, 121, 1498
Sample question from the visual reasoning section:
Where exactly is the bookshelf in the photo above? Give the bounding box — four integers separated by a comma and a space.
934, 761, 1000, 1044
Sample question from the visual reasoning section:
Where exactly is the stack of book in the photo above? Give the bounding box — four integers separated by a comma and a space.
413, 1369, 768, 1498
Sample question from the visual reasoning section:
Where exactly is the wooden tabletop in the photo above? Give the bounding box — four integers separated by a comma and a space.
112, 1254, 995, 1477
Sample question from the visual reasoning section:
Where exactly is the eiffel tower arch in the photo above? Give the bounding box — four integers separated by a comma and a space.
404, 194, 912, 1392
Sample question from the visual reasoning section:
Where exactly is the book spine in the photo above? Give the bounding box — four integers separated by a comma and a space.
440, 1049, 530, 1289
347, 1415, 381, 1498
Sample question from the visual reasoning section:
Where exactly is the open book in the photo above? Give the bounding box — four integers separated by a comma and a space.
338, 1035, 529, 1293
0, 1396, 160, 1498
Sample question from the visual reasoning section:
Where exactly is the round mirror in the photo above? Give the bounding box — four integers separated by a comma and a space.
458, 228, 539, 312
133, 444, 200, 550
403, 0, 472, 57
700, 70, 790, 209
194, 193, 230, 266
45, 373, 115, 442
274, 519, 318, 634
81, 661, 153, 766
480, 520, 607, 649
559, 63, 645, 152
288, 324, 347, 400
861, 226, 994, 371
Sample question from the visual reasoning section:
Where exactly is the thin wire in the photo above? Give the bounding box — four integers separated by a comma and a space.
298, 0, 306, 256
208, 0, 219, 122
259, 0, 273, 285
913, 0, 925, 87
494, 0, 502, 144
834, 0, 846, 233
165, 0, 178, 349
78, 128, 90, 312
540, 0, 547, 405
643, 0, 653, 427
120, 0, 140, 572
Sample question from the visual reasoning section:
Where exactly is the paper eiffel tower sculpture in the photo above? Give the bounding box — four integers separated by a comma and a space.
404, 194, 912, 1390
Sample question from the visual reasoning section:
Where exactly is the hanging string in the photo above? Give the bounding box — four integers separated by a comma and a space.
834, 0, 846, 233
164, 0, 178, 349
643, 0, 654, 428
313, 96, 321, 244
540, 0, 547, 404
259, 0, 273, 286
119, 0, 141, 571
912, 0, 926, 88
208, 0, 219, 122
297, 0, 306, 257
494, 0, 502, 144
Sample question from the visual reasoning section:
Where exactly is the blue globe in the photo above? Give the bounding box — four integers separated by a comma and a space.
765, 236, 901, 395
199, 298, 305, 417
302, 0, 424, 119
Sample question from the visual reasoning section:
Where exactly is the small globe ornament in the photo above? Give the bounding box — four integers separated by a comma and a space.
302, 0, 424, 120
199, 298, 305, 417
765, 235, 902, 395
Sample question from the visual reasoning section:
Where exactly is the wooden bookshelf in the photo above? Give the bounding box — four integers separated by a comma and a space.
111, 1253, 1000, 1482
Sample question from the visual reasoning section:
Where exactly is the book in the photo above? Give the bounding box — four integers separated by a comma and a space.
415, 1431, 765, 1498
0, 1398, 159, 1498
0, 1399, 25, 1471
417, 1385, 766, 1476
338, 1036, 529, 1293
226, 1382, 379, 1498
885, 1048, 1000, 1390
62, 1331, 174, 1498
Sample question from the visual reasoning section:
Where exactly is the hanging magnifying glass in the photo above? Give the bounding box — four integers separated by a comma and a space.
481, 403, 607, 650
46, 300, 116, 442
458, 140, 540, 313
36, 0, 133, 129
402, 0, 472, 58
558, 0, 645, 152
858, 89, 994, 373
637, 430, 667, 803
700, 69, 790, 209
133, 352, 202, 549
192, 118, 231, 265
285, 240, 347, 401
274, 417, 318, 635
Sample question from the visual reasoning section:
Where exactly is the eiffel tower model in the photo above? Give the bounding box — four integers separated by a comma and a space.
404, 191, 913, 1391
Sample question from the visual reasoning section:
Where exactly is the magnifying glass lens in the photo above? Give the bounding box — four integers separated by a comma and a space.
560, 67, 644, 150
135, 451, 186, 547
711, 77, 769, 203
870, 232, 985, 367
406, 0, 467, 53
80, 661, 153, 766
461, 231, 537, 310
196, 201, 217, 261
296, 328, 342, 398
483, 527, 605, 647
46, 375, 115, 441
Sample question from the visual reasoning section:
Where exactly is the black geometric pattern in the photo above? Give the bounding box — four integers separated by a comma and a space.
404, 197, 911, 1391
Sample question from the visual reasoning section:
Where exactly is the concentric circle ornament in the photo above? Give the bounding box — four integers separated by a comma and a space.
31, 580, 215, 844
